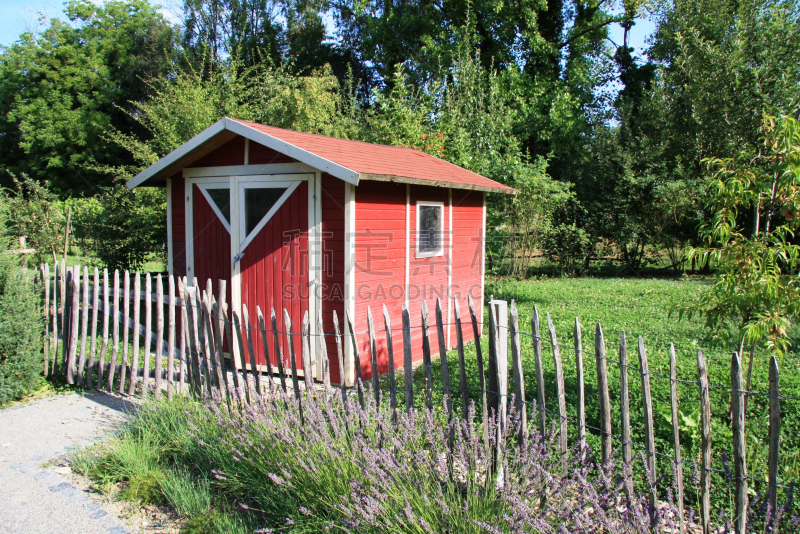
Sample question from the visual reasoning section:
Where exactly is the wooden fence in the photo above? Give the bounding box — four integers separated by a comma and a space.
33, 261, 794, 534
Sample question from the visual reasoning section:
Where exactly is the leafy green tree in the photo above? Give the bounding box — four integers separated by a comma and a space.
0, 0, 178, 195
679, 114, 800, 358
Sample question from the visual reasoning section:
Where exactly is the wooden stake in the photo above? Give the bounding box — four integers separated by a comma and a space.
345, 310, 365, 409
232, 310, 252, 405
85, 267, 99, 388
420, 300, 434, 411
243, 304, 261, 396
468, 295, 490, 455
142, 273, 152, 395
154, 275, 164, 399
669, 344, 686, 533
401, 302, 413, 412
107, 270, 119, 391
731, 351, 747, 534
284, 309, 301, 400
77, 266, 89, 386
301, 310, 313, 393
510, 301, 526, 445
271, 308, 287, 394
382, 304, 398, 418
367, 307, 380, 406
768, 356, 781, 529
256, 307, 274, 395
620, 331, 633, 491
575, 318, 586, 461
318, 308, 330, 393
128, 272, 141, 395
531, 305, 546, 438
332, 310, 348, 412
547, 312, 567, 475
454, 299, 470, 422
67, 268, 80, 385
167, 275, 175, 397
638, 336, 657, 530
435, 298, 452, 419
595, 323, 612, 463
697, 348, 711, 534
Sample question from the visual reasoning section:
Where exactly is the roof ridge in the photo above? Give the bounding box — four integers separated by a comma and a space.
229, 118, 423, 152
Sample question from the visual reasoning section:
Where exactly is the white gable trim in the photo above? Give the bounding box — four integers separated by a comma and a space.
127, 117, 360, 190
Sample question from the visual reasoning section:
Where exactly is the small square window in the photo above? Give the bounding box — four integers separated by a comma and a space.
416, 202, 444, 257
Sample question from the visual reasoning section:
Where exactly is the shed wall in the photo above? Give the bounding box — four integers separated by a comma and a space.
321, 174, 345, 383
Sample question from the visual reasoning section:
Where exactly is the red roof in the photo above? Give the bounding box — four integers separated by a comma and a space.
231, 119, 516, 195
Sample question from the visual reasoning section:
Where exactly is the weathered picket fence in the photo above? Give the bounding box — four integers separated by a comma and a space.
33, 261, 793, 534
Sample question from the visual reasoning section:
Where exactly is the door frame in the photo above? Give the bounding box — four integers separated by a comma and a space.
184, 170, 323, 379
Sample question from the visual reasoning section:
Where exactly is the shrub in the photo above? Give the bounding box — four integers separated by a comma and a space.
86, 389, 681, 533
0, 259, 44, 405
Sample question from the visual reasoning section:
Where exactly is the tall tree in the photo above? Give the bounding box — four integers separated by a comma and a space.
0, 0, 178, 195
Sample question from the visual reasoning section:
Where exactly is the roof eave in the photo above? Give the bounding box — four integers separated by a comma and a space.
359, 173, 517, 196
127, 117, 360, 190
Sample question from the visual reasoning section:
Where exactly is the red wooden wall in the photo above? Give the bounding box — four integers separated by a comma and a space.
321, 174, 345, 383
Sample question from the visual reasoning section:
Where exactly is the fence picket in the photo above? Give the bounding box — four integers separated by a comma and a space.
215, 281, 230, 398
154, 275, 164, 399
96, 269, 108, 390
178, 278, 187, 389
382, 305, 397, 417
196, 281, 211, 394
509, 301, 526, 445
271, 308, 287, 394
401, 302, 413, 412
43, 265, 50, 375
453, 299, 469, 421
51, 262, 58, 375
202, 291, 218, 390
492, 300, 509, 489
243, 304, 261, 396
595, 323, 612, 463
232, 310, 252, 405
223, 299, 241, 402
638, 336, 657, 530
128, 272, 141, 395
420, 300, 434, 411
435, 299, 452, 419
167, 275, 175, 397
284, 309, 301, 401
319, 308, 331, 393
301, 310, 313, 393
367, 307, 380, 407
669, 344, 686, 534
332, 310, 348, 412
77, 266, 89, 386
547, 312, 567, 475
256, 307, 274, 395
59, 258, 66, 338
531, 305, 546, 438
107, 271, 119, 391
141, 273, 152, 395
346, 310, 365, 409
86, 267, 102, 388
620, 331, 633, 493
697, 348, 712, 534
67, 269, 80, 384
768, 356, 780, 528
731, 351, 747, 534
468, 295, 489, 455
487, 297, 498, 417
575, 318, 586, 461
179, 281, 196, 394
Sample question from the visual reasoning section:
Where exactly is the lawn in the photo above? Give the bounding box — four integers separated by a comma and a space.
394, 276, 800, 518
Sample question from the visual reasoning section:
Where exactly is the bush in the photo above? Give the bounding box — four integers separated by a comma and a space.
81, 390, 680, 533
0, 259, 43, 405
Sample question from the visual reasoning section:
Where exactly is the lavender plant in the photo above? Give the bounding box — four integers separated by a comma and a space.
155, 382, 681, 533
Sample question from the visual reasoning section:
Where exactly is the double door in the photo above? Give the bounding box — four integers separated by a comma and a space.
186, 174, 315, 373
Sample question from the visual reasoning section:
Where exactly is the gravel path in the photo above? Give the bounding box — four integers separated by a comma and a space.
0, 392, 136, 534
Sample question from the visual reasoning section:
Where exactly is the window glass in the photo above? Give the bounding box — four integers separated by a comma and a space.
418, 204, 442, 254
244, 187, 288, 235
207, 188, 230, 224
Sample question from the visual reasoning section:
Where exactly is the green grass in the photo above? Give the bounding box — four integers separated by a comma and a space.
389, 276, 800, 518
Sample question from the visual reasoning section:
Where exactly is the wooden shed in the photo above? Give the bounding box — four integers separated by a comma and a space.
128, 118, 516, 385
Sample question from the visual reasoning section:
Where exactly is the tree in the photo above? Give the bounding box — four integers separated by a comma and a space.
0, 0, 178, 195
679, 114, 800, 358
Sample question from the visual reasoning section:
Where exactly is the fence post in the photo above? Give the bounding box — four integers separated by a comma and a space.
402, 302, 414, 412
421, 300, 434, 411
128, 272, 141, 395
382, 305, 398, 418
51, 262, 58, 375
731, 351, 747, 534
467, 295, 489, 456
638, 336, 657, 530
76, 266, 89, 386
547, 312, 567, 476
270, 308, 287, 394
346, 310, 365, 410
575, 318, 586, 461
367, 307, 380, 407
154, 276, 164, 399
167, 275, 176, 397
768, 355, 781, 529
492, 300, 508, 489
435, 298, 452, 421
509, 301, 526, 446
697, 348, 712, 534
595, 323, 612, 463
42, 265, 50, 375
67, 268, 79, 384
531, 305, 546, 438
669, 344, 686, 534
454, 299, 469, 422
142, 273, 152, 395
232, 310, 252, 405
332, 310, 348, 413
319, 308, 331, 394
97, 269, 109, 390
107, 270, 120, 392
619, 331, 632, 494
301, 310, 313, 394
243, 304, 261, 396
256, 307, 275, 395
284, 309, 301, 401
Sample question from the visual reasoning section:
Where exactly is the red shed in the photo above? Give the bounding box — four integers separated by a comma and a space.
128, 118, 516, 385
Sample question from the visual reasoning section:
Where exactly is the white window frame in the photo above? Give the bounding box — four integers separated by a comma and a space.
415, 201, 445, 258
196, 181, 232, 233
237, 180, 300, 251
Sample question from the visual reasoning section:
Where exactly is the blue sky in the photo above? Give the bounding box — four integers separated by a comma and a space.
0, 0, 655, 59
